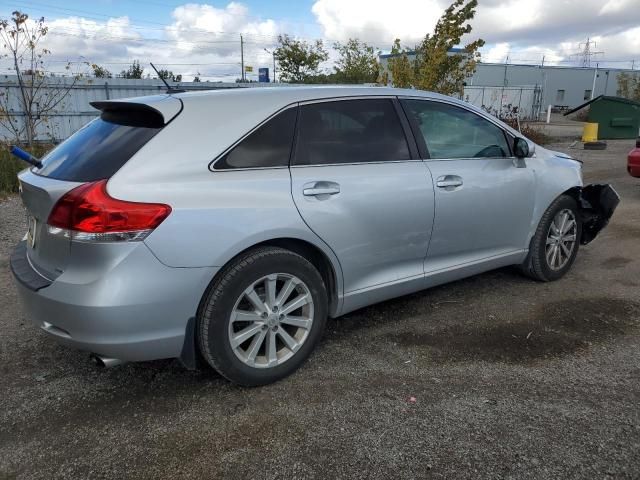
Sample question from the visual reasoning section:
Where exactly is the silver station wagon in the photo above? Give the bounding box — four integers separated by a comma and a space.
11, 86, 619, 385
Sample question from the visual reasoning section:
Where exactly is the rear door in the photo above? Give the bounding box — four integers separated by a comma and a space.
290, 97, 435, 294
17, 107, 165, 280
400, 98, 536, 272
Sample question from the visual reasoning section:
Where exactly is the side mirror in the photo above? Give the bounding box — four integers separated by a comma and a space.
513, 137, 530, 158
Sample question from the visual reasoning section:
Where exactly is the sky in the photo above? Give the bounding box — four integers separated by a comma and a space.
0, 0, 639, 81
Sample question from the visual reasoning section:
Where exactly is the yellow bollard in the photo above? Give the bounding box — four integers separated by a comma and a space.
582, 122, 598, 142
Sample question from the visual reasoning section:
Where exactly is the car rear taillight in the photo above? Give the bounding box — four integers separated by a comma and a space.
47, 180, 171, 242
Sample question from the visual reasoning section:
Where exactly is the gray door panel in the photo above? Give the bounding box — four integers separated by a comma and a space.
291, 162, 435, 293
424, 158, 535, 272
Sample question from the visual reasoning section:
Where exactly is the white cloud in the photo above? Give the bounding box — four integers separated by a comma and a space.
2, 0, 638, 80
0, 3, 282, 81
311, 0, 444, 47
165, 3, 279, 56
311, 0, 640, 67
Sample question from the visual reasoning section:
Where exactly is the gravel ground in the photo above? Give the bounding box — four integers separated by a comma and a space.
1, 140, 639, 479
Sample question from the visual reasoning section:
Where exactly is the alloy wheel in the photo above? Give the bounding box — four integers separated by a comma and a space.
228, 273, 314, 369
545, 208, 578, 271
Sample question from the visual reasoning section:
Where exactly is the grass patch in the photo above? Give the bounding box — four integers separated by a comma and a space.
0, 144, 52, 197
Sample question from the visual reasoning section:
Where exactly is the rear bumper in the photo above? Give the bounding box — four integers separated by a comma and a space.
10, 240, 217, 362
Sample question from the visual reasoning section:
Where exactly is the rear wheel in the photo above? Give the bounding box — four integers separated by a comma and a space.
520, 195, 582, 282
197, 247, 328, 386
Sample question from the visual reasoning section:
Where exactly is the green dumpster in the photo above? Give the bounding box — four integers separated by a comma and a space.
565, 96, 640, 140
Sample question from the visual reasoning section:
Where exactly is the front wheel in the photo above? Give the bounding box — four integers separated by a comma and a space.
520, 195, 582, 282
197, 247, 328, 386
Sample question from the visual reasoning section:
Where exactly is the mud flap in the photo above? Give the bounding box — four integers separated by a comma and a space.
179, 317, 205, 370
578, 184, 620, 244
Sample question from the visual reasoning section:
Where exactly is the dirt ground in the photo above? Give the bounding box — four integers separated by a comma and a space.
1, 140, 639, 479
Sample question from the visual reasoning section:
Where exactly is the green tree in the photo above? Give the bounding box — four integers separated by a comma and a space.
617, 72, 640, 101
157, 69, 182, 82
413, 0, 484, 95
333, 39, 379, 84
120, 60, 143, 79
273, 34, 329, 83
384, 39, 415, 88
91, 63, 112, 78
383, 0, 484, 95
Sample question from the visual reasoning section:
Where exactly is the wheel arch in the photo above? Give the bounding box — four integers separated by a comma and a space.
530, 184, 619, 247
562, 184, 620, 245
196, 237, 343, 321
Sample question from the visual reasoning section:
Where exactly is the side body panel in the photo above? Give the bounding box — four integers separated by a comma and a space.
525, 151, 584, 243
424, 157, 536, 272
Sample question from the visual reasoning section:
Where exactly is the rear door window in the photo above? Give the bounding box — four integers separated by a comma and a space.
214, 107, 298, 169
37, 118, 160, 181
293, 99, 411, 166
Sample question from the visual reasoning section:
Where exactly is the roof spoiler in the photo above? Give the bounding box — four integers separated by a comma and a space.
90, 101, 166, 128
91, 96, 183, 128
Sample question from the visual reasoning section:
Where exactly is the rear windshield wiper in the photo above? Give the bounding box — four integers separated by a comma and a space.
10, 146, 43, 169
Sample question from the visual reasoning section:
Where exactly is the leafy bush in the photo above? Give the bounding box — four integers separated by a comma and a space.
482, 103, 550, 145
0, 143, 52, 196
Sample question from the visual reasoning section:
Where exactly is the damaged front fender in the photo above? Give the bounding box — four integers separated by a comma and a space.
577, 184, 620, 244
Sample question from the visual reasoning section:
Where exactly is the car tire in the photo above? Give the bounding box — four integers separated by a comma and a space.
520, 195, 582, 282
197, 246, 328, 386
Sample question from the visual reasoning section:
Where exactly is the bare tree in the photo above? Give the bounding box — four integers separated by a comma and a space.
0, 11, 82, 145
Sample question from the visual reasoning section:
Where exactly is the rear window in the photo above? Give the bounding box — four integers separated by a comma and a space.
36, 118, 160, 181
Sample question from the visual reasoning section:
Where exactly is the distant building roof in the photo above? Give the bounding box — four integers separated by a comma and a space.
379, 47, 465, 59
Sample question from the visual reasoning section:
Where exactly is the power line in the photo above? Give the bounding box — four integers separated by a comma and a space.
7, 0, 284, 42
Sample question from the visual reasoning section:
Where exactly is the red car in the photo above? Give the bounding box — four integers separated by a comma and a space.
629, 137, 640, 177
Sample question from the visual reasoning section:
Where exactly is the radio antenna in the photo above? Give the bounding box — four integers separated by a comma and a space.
150, 62, 186, 93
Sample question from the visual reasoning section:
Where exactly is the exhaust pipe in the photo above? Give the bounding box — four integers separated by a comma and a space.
90, 354, 125, 368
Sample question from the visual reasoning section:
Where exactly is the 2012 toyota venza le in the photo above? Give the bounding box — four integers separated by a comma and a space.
11, 87, 619, 385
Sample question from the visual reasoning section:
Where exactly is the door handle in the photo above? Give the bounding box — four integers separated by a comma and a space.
303, 182, 340, 197
436, 175, 463, 188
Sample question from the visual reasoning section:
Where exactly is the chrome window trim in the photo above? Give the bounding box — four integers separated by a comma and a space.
290, 159, 423, 169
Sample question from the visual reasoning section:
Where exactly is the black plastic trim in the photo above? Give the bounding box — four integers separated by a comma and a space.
578, 184, 620, 245
179, 317, 205, 370
9, 241, 52, 291
393, 97, 420, 160
398, 98, 431, 159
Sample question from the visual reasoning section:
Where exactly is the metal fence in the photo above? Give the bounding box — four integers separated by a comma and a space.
0, 75, 270, 142
1, 75, 544, 142
462, 85, 543, 120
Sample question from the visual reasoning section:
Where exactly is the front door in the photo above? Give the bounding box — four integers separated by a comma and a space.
400, 98, 536, 272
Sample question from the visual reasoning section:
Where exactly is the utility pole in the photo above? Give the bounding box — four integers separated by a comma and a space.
240, 34, 245, 82
574, 38, 603, 67
591, 63, 599, 99
503, 53, 509, 87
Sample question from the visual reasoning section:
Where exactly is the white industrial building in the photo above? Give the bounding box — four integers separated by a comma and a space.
379, 51, 638, 117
